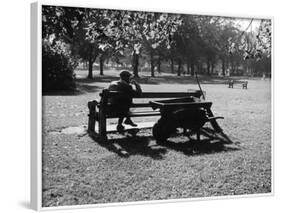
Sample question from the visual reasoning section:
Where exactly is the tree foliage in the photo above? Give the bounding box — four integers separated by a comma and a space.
85, 10, 182, 77
42, 40, 76, 92
42, 5, 272, 80
228, 19, 271, 60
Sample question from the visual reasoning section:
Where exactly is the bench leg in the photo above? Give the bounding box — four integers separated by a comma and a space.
88, 101, 107, 142
88, 101, 98, 135
88, 105, 101, 142
88, 114, 96, 133
99, 109, 108, 142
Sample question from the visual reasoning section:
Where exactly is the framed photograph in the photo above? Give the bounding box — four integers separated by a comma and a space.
31, 1, 273, 211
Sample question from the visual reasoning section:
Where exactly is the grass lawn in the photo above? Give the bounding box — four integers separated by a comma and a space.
42, 70, 271, 207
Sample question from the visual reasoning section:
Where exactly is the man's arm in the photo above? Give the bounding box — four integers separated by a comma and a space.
130, 80, 142, 96
131, 80, 142, 96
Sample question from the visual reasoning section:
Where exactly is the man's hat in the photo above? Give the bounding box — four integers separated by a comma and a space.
120, 70, 132, 79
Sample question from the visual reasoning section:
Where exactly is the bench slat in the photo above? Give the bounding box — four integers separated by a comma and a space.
106, 111, 161, 118
149, 101, 212, 110
138, 92, 201, 98
95, 121, 155, 133
131, 103, 153, 108
104, 91, 202, 99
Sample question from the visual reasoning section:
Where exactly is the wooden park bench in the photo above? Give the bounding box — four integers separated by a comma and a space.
87, 89, 203, 142
228, 80, 248, 89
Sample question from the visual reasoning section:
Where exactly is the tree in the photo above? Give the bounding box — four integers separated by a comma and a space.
228, 19, 271, 60
173, 15, 204, 76
75, 8, 113, 79
140, 13, 182, 77
215, 21, 241, 76
224, 18, 271, 77
43, 6, 183, 78
43, 6, 115, 79
42, 6, 82, 90
42, 40, 76, 92
196, 16, 220, 75
89, 11, 182, 77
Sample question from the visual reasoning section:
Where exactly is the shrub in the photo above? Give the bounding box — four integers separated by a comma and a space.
42, 41, 77, 92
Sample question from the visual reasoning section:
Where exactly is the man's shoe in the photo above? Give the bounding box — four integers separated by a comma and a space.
124, 118, 138, 127
117, 124, 125, 132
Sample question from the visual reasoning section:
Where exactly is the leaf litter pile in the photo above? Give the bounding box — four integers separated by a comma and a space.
42, 78, 271, 207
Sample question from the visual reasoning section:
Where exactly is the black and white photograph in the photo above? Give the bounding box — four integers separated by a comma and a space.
32, 1, 272, 210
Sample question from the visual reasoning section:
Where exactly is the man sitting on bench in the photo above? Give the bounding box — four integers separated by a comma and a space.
108, 70, 142, 132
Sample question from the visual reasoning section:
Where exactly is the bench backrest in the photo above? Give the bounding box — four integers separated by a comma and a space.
99, 89, 203, 100
98, 89, 204, 111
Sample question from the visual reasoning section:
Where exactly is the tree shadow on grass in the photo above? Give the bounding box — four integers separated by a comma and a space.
43, 84, 103, 96
43, 89, 84, 96
62, 74, 251, 95
137, 76, 229, 85
94, 135, 167, 160
76, 76, 160, 85
75, 75, 235, 85
75, 76, 119, 84
77, 84, 103, 93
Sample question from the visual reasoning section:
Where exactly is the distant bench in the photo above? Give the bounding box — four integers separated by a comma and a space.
228, 80, 248, 89
87, 89, 203, 142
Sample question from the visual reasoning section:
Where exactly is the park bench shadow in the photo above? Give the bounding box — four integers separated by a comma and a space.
91, 127, 240, 158
159, 128, 241, 156
94, 135, 167, 159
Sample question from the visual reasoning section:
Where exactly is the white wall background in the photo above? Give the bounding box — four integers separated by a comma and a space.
0, 0, 279, 212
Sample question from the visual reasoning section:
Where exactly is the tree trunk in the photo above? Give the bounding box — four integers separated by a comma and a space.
87, 46, 94, 79
207, 59, 211, 75
222, 58, 225, 76
157, 57, 161, 73
88, 55, 93, 79
99, 55, 104, 75
87, 47, 99, 79
188, 63, 191, 75
211, 62, 215, 75
230, 57, 234, 75
171, 57, 174, 73
132, 51, 139, 77
150, 51, 155, 77
151, 63, 155, 77
190, 62, 195, 76
186, 62, 189, 75
177, 59, 182, 76
196, 62, 202, 74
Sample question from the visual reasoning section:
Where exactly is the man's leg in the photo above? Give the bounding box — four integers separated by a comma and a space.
123, 105, 137, 127
118, 117, 124, 125
117, 116, 125, 132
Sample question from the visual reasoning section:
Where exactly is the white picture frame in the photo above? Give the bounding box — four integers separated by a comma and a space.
31, 1, 274, 211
